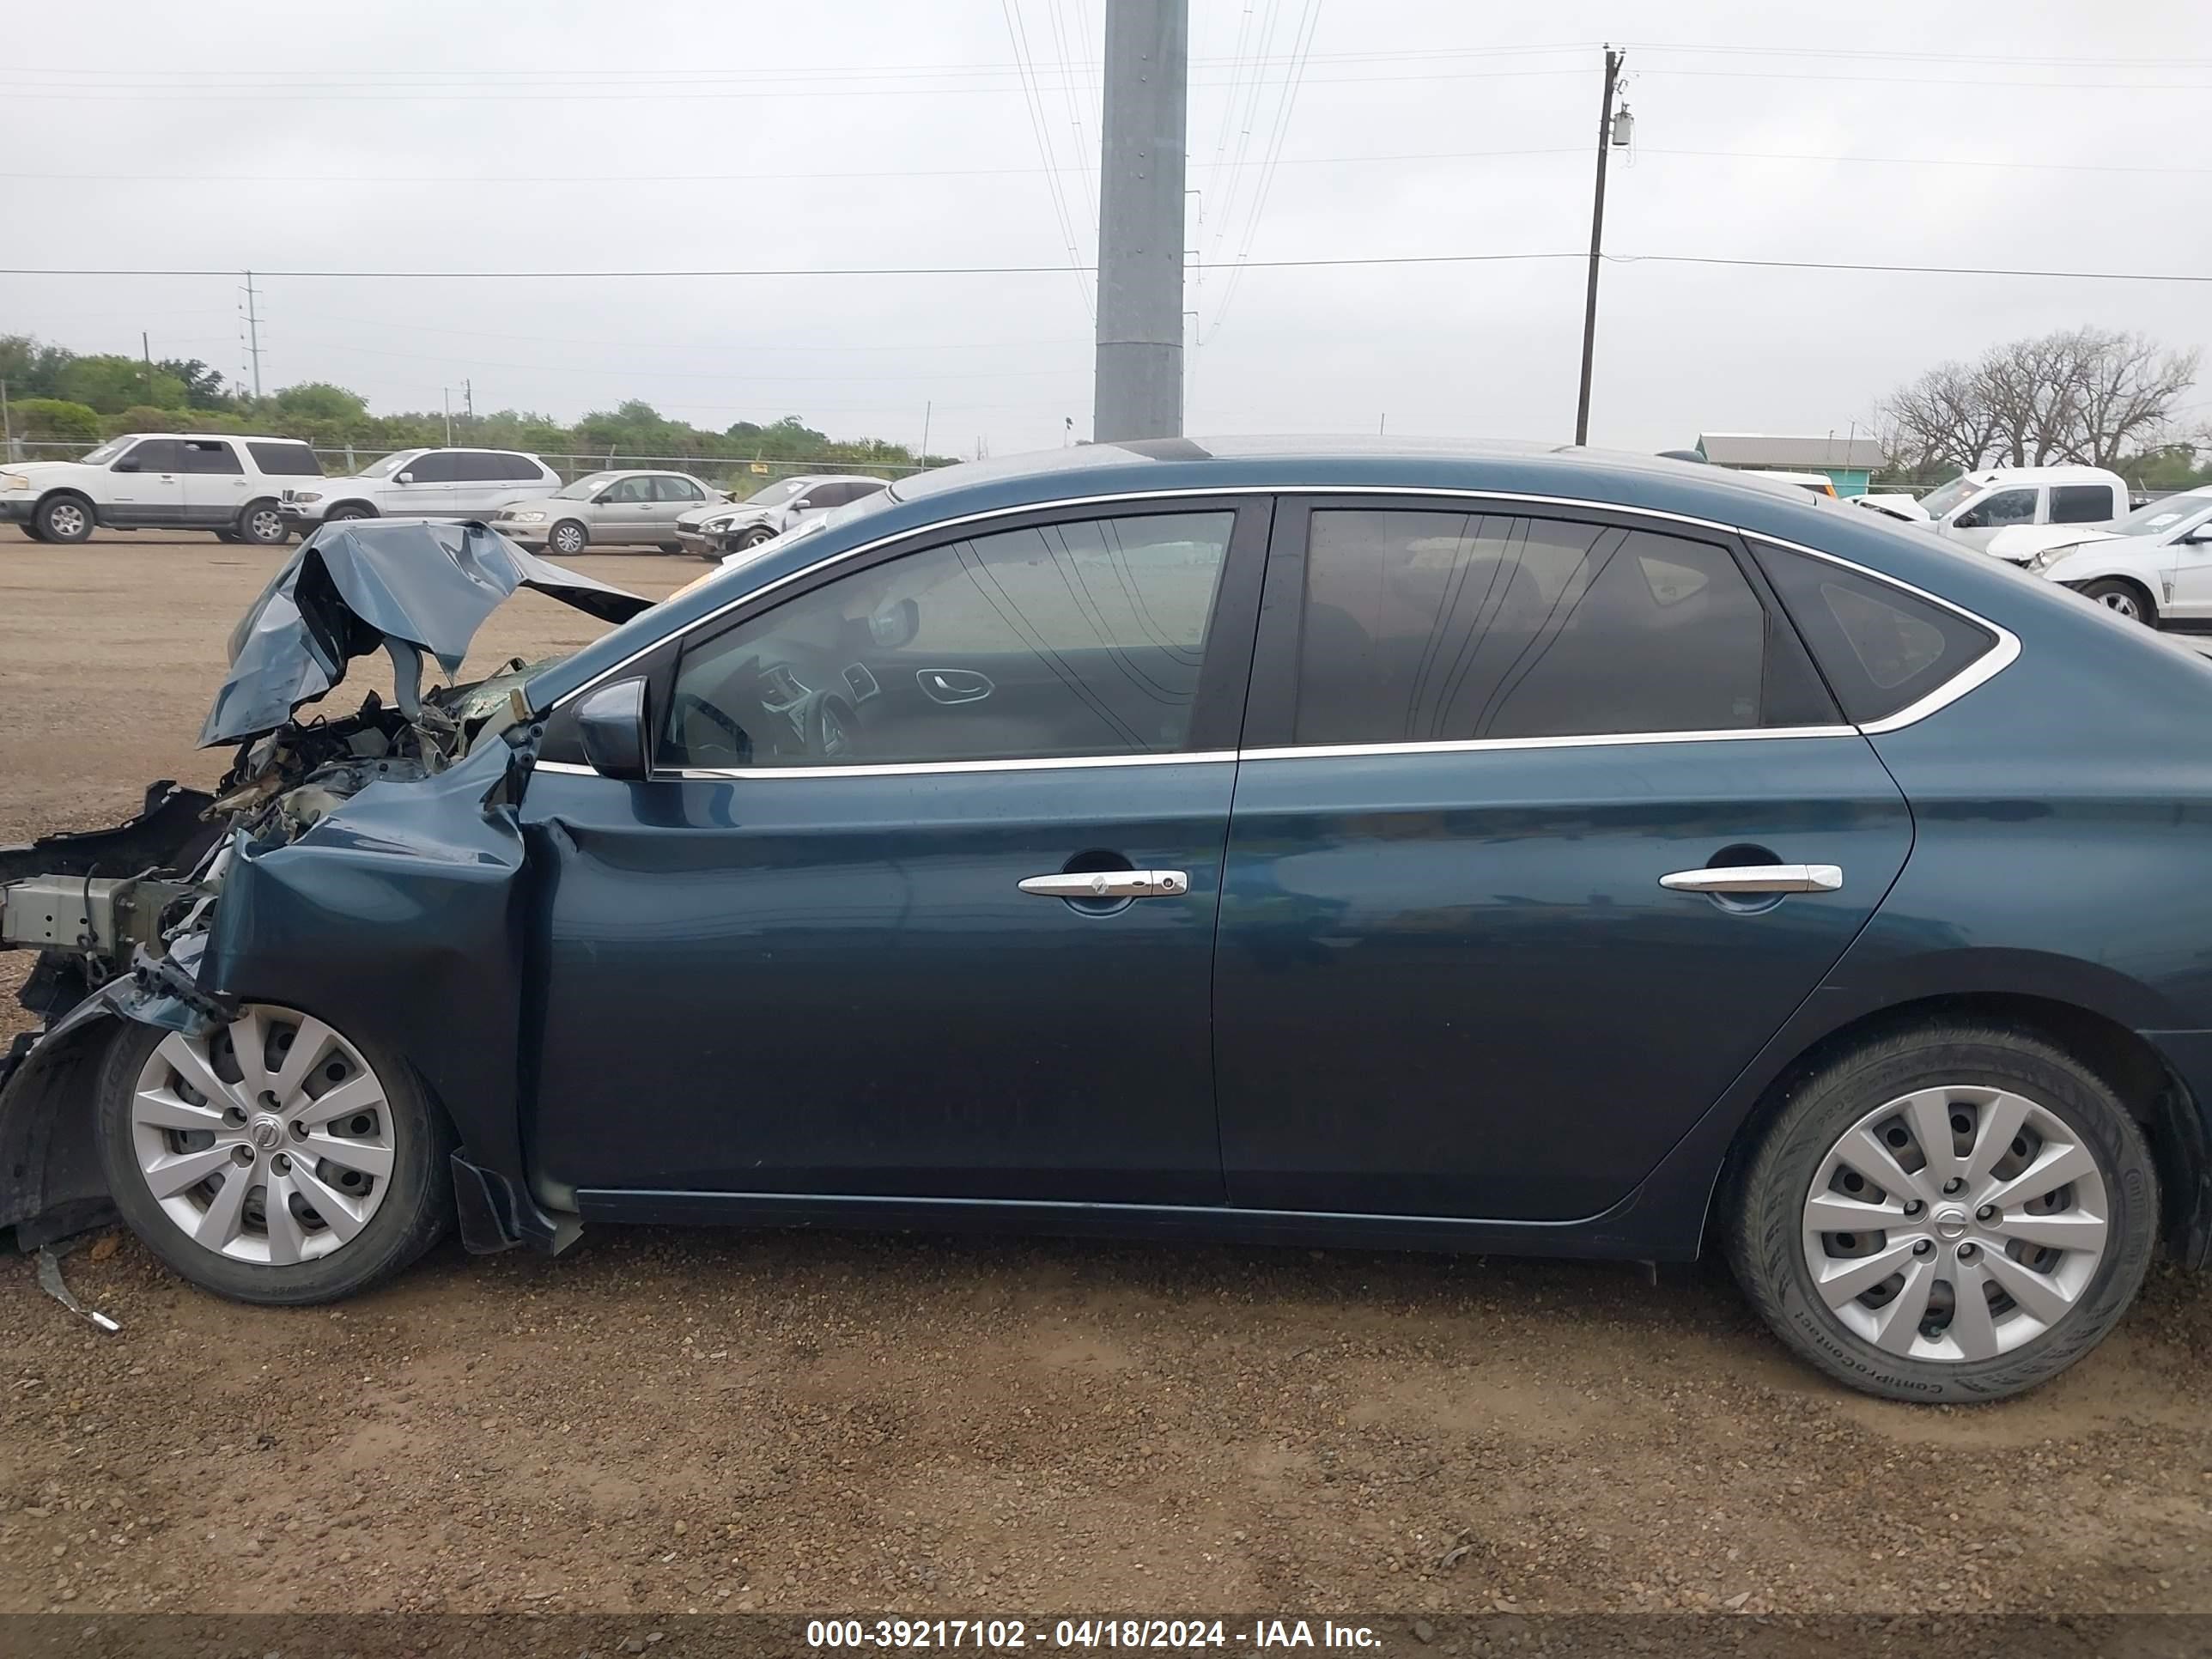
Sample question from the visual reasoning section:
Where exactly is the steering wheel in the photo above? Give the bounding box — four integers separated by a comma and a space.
801, 691, 854, 761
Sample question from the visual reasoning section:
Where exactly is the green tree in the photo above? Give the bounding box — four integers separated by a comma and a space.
270, 381, 369, 422
0, 334, 71, 398
10, 398, 102, 441
155, 358, 232, 410
56, 354, 186, 415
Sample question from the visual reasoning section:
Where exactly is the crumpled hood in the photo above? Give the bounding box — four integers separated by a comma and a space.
199, 518, 653, 746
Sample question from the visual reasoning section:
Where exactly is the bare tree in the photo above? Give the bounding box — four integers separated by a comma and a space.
1878, 329, 2199, 474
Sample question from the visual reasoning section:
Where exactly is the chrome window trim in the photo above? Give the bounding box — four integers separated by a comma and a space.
1741, 531, 2023, 733
542, 484, 2021, 764
1238, 725, 1857, 764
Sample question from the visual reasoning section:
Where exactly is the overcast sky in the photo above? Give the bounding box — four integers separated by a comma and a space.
3, 1, 2208, 460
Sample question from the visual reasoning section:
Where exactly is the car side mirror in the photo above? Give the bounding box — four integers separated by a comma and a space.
593, 493, 617, 505
576, 678, 650, 781
396, 471, 415, 484
793, 498, 814, 511
112, 456, 141, 473
1951, 510, 1982, 531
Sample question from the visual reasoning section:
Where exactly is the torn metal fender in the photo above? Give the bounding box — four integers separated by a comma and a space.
196, 728, 572, 1251
202, 519, 652, 747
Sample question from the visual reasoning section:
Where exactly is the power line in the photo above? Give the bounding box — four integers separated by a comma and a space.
7, 253, 2208, 283
12, 144, 2209, 186
1000, 0, 1094, 319
1207, 0, 1324, 338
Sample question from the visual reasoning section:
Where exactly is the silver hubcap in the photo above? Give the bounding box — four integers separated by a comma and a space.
250, 509, 282, 539
129, 1004, 395, 1266
51, 503, 85, 537
1802, 1086, 2109, 1362
555, 526, 582, 552
2098, 591, 2139, 618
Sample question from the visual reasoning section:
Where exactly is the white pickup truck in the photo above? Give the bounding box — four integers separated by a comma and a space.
1882, 465, 2132, 559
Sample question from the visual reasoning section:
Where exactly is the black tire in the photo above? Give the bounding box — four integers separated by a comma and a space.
659, 541, 684, 555
325, 502, 377, 522
1729, 1023, 2158, 1402
547, 519, 589, 556
214, 528, 243, 544
2079, 578, 2156, 627
238, 500, 289, 545
94, 1012, 456, 1306
34, 493, 94, 544
736, 525, 776, 550
18, 521, 47, 541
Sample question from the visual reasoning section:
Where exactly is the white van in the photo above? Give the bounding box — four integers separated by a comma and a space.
1911, 465, 2130, 553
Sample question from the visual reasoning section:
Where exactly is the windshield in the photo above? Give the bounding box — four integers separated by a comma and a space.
1918, 476, 1985, 518
361, 450, 423, 480
2116, 490, 2212, 538
80, 436, 133, 465
741, 477, 809, 507
556, 471, 620, 499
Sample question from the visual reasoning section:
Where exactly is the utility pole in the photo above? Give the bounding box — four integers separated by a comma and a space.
240, 270, 265, 400
1092, 0, 1188, 442
920, 399, 932, 464
442, 388, 453, 447
1573, 46, 1631, 447
464, 377, 474, 425
142, 331, 154, 401
1, 379, 15, 464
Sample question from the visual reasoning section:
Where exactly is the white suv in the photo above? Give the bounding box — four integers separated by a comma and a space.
0, 433, 323, 544
280, 447, 561, 531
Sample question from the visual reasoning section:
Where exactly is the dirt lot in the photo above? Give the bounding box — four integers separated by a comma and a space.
3, 533, 2211, 1621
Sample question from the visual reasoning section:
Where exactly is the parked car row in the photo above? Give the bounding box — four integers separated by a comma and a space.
3, 431, 902, 556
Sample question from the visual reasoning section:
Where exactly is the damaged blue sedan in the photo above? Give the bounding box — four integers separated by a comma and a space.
4, 439, 2210, 1404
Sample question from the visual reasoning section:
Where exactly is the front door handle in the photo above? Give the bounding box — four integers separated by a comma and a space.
1659, 863, 1844, 895
1018, 870, 1190, 899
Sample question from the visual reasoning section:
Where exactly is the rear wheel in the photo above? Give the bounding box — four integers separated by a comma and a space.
659, 541, 684, 555
239, 501, 289, 545
2078, 579, 2155, 626
214, 528, 242, 544
94, 1003, 454, 1304
35, 494, 93, 544
1729, 1023, 2157, 1401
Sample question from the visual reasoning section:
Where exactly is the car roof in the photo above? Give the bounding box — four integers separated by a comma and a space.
111, 432, 310, 445
527, 434, 2137, 714
1960, 464, 2123, 484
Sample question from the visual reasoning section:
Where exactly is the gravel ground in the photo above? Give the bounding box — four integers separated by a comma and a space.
3, 533, 2210, 1619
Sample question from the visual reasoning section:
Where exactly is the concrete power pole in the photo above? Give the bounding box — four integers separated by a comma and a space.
1092, 0, 1188, 443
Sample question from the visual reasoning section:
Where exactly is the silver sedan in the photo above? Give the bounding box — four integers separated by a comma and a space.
491, 471, 726, 555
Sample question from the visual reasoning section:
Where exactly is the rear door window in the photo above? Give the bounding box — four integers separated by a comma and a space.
1281, 507, 1830, 746
1752, 544, 1997, 725
180, 439, 241, 474
246, 442, 322, 477
2050, 484, 2116, 525
653, 476, 706, 502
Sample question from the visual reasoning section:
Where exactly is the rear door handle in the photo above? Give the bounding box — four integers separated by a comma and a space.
1018, 870, 1190, 899
1659, 864, 1843, 895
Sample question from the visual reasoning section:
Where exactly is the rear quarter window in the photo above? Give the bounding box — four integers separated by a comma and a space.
247, 442, 322, 477
1753, 542, 1997, 725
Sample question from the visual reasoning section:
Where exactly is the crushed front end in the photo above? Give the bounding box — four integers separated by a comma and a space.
0, 519, 648, 1248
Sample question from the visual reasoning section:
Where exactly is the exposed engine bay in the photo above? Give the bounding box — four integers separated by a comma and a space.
0, 519, 651, 1243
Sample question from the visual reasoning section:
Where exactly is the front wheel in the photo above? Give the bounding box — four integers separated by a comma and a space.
548, 519, 588, 556
94, 1004, 454, 1304
2078, 579, 2156, 626
735, 525, 776, 550
1728, 1023, 2157, 1402
35, 495, 93, 544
